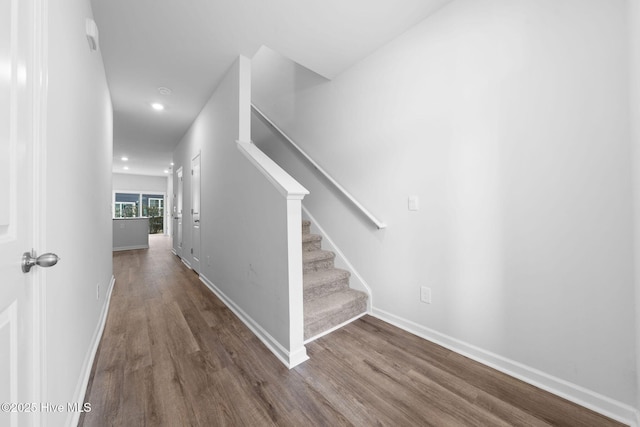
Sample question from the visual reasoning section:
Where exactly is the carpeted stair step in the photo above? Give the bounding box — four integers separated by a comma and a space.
304, 289, 368, 340
303, 250, 335, 273
304, 268, 350, 302
302, 233, 322, 252
301, 218, 369, 341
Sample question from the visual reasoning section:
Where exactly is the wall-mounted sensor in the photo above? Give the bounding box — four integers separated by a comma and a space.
86, 18, 99, 51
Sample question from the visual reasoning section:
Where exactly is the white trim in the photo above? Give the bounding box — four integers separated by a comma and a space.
32, 0, 48, 422
629, 1, 640, 421
66, 275, 115, 427
181, 258, 192, 270
174, 167, 184, 258
238, 55, 251, 143
236, 140, 309, 200
301, 206, 373, 311
0, 302, 18, 426
371, 307, 639, 427
304, 312, 367, 344
286, 199, 306, 363
112, 245, 149, 252
190, 152, 201, 274
199, 274, 309, 369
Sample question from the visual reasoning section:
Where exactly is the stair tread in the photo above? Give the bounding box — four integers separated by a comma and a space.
302, 233, 322, 243
301, 219, 368, 340
304, 289, 368, 339
304, 268, 350, 286
304, 268, 350, 301
302, 250, 335, 263
304, 288, 367, 321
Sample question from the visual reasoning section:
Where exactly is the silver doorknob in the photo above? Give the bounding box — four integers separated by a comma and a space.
21, 251, 60, 273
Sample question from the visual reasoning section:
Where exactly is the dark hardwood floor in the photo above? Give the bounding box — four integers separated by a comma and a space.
80, 235, 626, 426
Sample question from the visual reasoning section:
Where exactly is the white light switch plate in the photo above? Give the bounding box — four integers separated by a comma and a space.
408, 195, 419, 211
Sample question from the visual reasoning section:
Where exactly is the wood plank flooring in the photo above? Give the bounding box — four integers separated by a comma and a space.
80, 235, 627, 426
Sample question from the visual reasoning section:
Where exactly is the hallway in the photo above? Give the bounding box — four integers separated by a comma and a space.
79, 236, 625, 426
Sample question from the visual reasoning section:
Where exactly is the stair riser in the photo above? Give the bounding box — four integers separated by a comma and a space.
305, 278, 349, 302
302, 219, 369, 341
302, 240, 322, 252
304, 296, 367, 339
303, 258, 334, 273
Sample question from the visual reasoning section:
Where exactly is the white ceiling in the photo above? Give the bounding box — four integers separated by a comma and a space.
91, 0, 452, 176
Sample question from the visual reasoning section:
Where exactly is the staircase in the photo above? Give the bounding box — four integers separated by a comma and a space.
302, 220, 368, 340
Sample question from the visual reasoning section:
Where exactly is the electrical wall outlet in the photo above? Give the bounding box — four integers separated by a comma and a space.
420, 286, 431, 304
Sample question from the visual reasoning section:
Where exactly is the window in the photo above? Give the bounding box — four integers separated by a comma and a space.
141, 194, 164, 218
113, 192, 165, 234
143, 194, 164, 234
114, 201, 136, 218
114, 193, 140, 218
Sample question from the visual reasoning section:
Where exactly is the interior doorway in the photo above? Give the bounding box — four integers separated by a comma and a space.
191, 153, 201, 273
175, 167, 183, 257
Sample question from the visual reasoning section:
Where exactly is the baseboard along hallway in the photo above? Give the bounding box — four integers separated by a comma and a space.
79, 235, 626, 426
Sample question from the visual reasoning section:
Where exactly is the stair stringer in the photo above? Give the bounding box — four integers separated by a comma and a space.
301, 205, 372, 313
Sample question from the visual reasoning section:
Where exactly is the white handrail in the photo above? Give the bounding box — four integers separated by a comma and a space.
251, 104, 387, 230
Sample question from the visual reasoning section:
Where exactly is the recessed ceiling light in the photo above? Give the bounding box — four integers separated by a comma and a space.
170, 162, 174, 166
121, 156, 128, 161
151, 102, 164, 111
163, 169, 169, 174
123, 166, 129, 170
158, 87, 172, 95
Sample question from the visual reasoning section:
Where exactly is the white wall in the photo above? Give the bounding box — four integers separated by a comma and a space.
46, 0, 113, 425
173, 57, 306, 364
253, 0, 638, 419
630, 0, 640, 420
112, 172, 168, 194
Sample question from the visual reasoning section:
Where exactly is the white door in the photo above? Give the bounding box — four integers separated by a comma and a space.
175, 167, 183, 257
0, 0, 45, 425
191, 153, 201, 273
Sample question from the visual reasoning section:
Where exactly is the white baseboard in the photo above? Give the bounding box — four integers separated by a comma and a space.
371, 307, 639, 427
66, 275, 116, 427
199, 274, 308, 369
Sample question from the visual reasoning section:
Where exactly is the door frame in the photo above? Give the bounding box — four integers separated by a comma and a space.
175, 166, 184, 257
31, 0, 48, 421
191, 152, 201, 273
